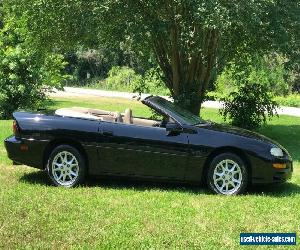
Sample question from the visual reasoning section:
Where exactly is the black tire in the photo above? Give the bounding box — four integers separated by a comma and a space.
207, 153, 248, 195
46, 145, 86, 187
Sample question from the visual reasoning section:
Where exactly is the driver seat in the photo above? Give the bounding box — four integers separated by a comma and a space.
123, 108, 133, 124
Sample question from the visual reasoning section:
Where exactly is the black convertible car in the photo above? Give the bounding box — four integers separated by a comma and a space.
4, 96, 292, 195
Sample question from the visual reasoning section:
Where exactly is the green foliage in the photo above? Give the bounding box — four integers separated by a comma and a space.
0, 46, 43, 119
205, 91, 224, 101
132, 68, 170, 96
0, 45, 67, 119
13, 0, 300, 114
0, 8, 68, 119
41, 54, 68, 88
274, 94, 300, 108
220, 83, 279, 130
75, 49, 110, 80
86, 66, 170, 96
106, 66, 142, 91
64, 43, 152, 84
288, 63, 300, 93
215, 54, 290, 98
18, 0, 300, 60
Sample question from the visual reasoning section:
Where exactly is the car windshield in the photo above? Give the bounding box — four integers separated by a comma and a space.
151, 97, 206, 125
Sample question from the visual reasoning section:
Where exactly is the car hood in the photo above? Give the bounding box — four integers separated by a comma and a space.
200, 123, 281, 147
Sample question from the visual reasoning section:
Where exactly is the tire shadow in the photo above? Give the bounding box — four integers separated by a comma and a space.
19, 170, 51, 186
19, 170, 300, 197
19, 170, 209, 194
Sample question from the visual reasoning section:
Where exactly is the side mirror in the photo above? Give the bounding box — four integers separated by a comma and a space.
166, 122, 183, 136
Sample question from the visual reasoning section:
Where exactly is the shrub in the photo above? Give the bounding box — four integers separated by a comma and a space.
215, 54, 290, 97
132, 68, 170, 96
0, 45, 67, 119
274, 94, 300, 108
74, 48, 111, 80
220, 83, 279, 130
0, 9, 68, 119
106, 66, 142, 91
104, 66, 170, 95
205, 91, 224, 101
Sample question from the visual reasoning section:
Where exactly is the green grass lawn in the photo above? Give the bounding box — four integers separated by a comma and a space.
0, 96, 299, 249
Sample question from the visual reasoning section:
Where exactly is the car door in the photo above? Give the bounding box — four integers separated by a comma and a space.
96, 121, 190, 180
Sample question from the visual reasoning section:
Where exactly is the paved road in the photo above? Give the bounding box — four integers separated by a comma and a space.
50, 87, 300, 117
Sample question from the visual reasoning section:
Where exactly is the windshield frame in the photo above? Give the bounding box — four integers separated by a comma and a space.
142, 96, 207, 126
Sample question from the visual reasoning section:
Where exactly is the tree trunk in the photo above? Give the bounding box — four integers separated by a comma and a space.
170, 26, 181, 96
151, 25, 218, 116
173, 30, 218, 115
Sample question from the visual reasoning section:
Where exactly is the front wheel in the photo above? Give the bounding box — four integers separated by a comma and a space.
46, 145, 86, 187
207, 153, 248, 195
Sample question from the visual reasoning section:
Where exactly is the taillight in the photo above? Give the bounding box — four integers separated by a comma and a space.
13, 120, 19, 135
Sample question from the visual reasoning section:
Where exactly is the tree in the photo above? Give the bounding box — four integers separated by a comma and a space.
0, 2, 67, 119
12, 0, 300, 114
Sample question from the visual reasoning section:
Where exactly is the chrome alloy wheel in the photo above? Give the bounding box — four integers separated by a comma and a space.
213, 159, 243, 195
51, 151, 79, 186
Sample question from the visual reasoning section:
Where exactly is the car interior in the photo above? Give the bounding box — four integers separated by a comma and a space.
55, 107, 169, 127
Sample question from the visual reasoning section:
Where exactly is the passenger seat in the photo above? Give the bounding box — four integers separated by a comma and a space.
123, 108, 133, 124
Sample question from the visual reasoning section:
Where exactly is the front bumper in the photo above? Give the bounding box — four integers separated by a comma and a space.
271, 161, 293, 183
251, 156, 293, 184
4, 136, 47, 169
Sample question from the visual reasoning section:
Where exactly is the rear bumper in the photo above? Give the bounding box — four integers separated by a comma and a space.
4, 136, 22, 164
4, 136, 48, 169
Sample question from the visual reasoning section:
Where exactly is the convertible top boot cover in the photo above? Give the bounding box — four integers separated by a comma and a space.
55, 108, 102, 120
55, 107, 125, 122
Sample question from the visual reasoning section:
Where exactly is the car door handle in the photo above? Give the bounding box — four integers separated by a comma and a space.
102, 130, 114, 136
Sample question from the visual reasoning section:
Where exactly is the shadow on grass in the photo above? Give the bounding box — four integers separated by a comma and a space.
20, 171, 300, 197
19, 170, 209, 194
19, 170, 51, 186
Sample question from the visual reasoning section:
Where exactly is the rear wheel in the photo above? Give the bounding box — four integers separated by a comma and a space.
207, 153, 248, 195
46, 145, 86, 187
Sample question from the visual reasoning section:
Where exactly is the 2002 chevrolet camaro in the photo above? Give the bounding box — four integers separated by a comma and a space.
4, 96, 293, 195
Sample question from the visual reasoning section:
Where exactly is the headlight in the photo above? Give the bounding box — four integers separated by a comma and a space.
270, 147, 283, 157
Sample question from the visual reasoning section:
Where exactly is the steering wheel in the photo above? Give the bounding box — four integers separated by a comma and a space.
153, 117, 169, 128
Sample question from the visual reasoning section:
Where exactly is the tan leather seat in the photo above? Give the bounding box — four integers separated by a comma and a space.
123, 108, 133, 124
113, 111, 123, 123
